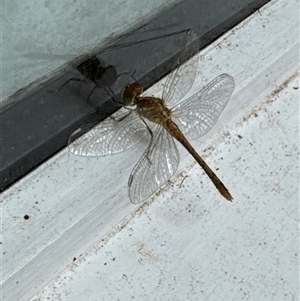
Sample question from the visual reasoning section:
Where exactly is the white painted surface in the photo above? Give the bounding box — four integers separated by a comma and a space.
30, 74, 299, 301
2, 0, 299, 300
2, 0, 177, 102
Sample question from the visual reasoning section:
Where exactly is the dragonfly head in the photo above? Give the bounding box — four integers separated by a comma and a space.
122, 82, 143, 106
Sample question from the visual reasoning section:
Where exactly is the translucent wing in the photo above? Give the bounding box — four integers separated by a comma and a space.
171, 74, 235, 141
128, 125, 180, 204
68, 110, 150, 156
162, 30, 200, 106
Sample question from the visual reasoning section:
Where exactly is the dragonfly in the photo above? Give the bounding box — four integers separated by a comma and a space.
68, 30, 235, 204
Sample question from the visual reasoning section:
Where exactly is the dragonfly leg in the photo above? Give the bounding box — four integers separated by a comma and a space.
127, 68, 137, 81
86, 84, 98, 102
109, 108, 134, 122
58, 77, 91, 93
146, 155, 152, 165
117, 68, 137, 81
139, 116, 154, 165
139, 116, 153, 139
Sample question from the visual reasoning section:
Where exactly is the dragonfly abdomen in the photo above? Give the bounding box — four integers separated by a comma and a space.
166, 119, 233, 201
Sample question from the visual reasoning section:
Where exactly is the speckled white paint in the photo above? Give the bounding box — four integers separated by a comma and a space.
29, 74, 299, 301
2, 0, 299, 300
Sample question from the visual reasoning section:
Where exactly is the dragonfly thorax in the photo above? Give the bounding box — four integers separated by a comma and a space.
136, 96, 171, 125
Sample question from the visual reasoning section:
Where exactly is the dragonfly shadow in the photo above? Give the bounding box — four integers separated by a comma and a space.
58, 56, 136, 115
58, 27, 194, 114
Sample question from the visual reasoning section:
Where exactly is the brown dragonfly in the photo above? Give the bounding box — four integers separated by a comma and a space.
68, 30, 235, 204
